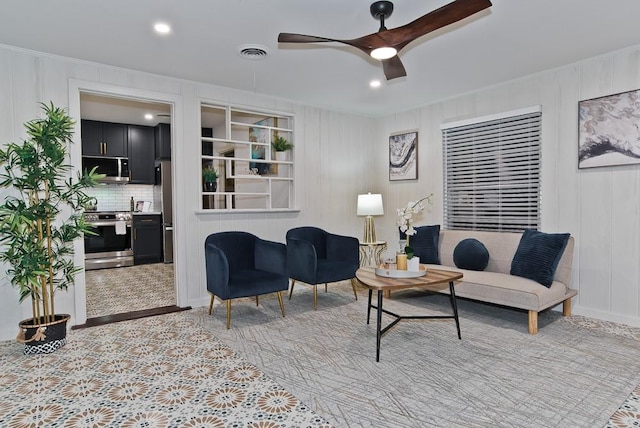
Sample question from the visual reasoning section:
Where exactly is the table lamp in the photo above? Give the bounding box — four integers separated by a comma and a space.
357, 193, 384, 244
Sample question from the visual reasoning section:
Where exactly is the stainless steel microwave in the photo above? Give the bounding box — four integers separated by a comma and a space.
82, 156, 129, 183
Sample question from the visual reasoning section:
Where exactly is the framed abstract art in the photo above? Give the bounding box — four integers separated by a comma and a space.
578, 89, 640, 168
389, 130, 418, 181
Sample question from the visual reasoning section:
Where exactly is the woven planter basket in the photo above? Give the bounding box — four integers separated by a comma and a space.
17, 314, 70, 355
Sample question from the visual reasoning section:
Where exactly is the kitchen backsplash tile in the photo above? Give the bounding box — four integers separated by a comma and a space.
87, 184, 154, 212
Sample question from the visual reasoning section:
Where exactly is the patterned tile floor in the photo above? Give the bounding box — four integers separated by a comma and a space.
0, 309, 332, 427
85, 263, 176, 318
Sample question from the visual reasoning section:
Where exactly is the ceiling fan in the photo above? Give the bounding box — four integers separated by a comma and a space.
278, 0, 492, 80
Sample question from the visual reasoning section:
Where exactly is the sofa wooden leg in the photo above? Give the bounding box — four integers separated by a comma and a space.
256, 295, 259, 306
528, 310, 538, 335
350, 278, 358, 301
226, 300, 231, 330
562, 298, 572, 316
208, 294, 215, 315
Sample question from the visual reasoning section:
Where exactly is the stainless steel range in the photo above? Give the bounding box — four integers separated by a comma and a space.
84, 211, 133, 270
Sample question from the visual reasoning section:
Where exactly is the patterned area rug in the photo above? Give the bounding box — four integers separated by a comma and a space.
211, 281, 640, 428
0, 310, 332, 427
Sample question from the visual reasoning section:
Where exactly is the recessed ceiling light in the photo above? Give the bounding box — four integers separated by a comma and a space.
370, 80, 382, 88
154, 22, 171, 35
144, 113, 154, 120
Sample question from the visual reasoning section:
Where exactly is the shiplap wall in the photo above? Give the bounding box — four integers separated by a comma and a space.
1, 42, 639, 340
373, 46, 640, 328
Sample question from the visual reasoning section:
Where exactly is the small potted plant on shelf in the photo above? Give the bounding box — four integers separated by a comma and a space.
272, 135, 293, 161
202, 166, 219, 192
0, 102, 103, 354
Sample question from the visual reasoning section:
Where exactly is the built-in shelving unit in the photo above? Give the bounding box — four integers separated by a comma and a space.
200, 103, 294, 211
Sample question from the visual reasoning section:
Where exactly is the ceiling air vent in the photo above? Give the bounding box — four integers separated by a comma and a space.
237, 44, 269, 60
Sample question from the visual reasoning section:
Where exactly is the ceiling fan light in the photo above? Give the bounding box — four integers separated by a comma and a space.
370, 47, 397, 60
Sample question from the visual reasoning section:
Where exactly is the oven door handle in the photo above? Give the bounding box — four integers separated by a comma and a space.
88, 221, 132, 227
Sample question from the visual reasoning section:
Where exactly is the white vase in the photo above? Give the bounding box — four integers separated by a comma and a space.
407, 256, 420, 272
275, 151, 288, 161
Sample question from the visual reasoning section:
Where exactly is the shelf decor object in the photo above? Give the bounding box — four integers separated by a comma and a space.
357, 193, 384, 244
578, 88, 640, 168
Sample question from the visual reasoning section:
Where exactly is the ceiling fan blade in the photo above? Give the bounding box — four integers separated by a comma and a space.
382, 56, 406, 80
335, 0, 491, 54
388, 0, 492, 51
278, 33, 343, 44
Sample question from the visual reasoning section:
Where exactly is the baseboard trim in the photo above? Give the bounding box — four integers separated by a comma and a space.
573, 305, 640, 328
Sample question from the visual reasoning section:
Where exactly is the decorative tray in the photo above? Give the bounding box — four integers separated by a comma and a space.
375, 263, 427, 278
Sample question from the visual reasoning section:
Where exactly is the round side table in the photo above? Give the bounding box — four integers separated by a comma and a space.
359, 241, 387, 267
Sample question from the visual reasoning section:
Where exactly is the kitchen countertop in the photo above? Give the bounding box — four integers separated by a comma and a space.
132, 211, 162, 215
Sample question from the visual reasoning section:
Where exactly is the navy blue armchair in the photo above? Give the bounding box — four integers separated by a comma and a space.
205, 231, 289, 328
286, 226, 359, 309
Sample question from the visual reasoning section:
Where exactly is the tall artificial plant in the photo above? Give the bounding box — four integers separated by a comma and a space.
0, 103, 102, 324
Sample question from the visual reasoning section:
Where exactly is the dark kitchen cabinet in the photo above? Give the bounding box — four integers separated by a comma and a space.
81, 120, 128, 157
128, 125, 155, 184
154, 123, 171, 159
133, 214, 162, 265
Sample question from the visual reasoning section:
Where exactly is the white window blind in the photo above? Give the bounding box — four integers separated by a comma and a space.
441, 109, 541, 232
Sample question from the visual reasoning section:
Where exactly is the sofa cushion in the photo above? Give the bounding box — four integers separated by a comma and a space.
510, 229, 570, 288
408, 225, 440, 264
423, 265, 569, 311
453, 238, 489, 271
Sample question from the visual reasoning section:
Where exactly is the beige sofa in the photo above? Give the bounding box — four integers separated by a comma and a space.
423, 229, 576, 335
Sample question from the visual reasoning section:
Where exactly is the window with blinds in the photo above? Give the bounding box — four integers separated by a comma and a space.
441, 108, 541, 232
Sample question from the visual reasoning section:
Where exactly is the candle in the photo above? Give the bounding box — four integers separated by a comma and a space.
396, 253, 408, 270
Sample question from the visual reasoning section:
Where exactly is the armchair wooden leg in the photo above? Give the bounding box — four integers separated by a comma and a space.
288, 279, 296, 300
277, 291, 285, 317
325, 283, 328, 293
226, 300, 231, 330
528, 310, 538, 335
313, 285, 318, 310
256, 296, 259, 306
208, 294, 215, 315
350, 278, 358, 301
562, 298, 572, 316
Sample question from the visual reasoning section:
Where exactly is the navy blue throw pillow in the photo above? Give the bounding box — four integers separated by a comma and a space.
453, 239, 489, 271
405, 225, 441, 264
510, 229, 570, 288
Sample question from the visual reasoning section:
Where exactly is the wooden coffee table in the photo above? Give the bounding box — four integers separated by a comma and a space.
355, 267, 463, 362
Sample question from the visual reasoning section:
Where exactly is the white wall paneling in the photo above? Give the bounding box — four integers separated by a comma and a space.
375, 45, 640, 328
1, 42, 640, 339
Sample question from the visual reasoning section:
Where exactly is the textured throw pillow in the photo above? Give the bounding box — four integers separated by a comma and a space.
453, 238, 489, 271
510, 229, 570, 288
406, 225, 441, 264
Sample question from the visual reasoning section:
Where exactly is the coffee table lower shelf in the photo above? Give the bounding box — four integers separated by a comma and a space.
356, 267, 464, 362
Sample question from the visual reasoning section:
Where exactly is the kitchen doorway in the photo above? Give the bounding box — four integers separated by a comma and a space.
69, 83, 186, 327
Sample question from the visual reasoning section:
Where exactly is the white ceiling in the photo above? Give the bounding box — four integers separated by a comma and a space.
3, 1, 640, 117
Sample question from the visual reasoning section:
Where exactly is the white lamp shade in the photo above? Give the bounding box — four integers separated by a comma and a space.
357, 193, 384, 216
